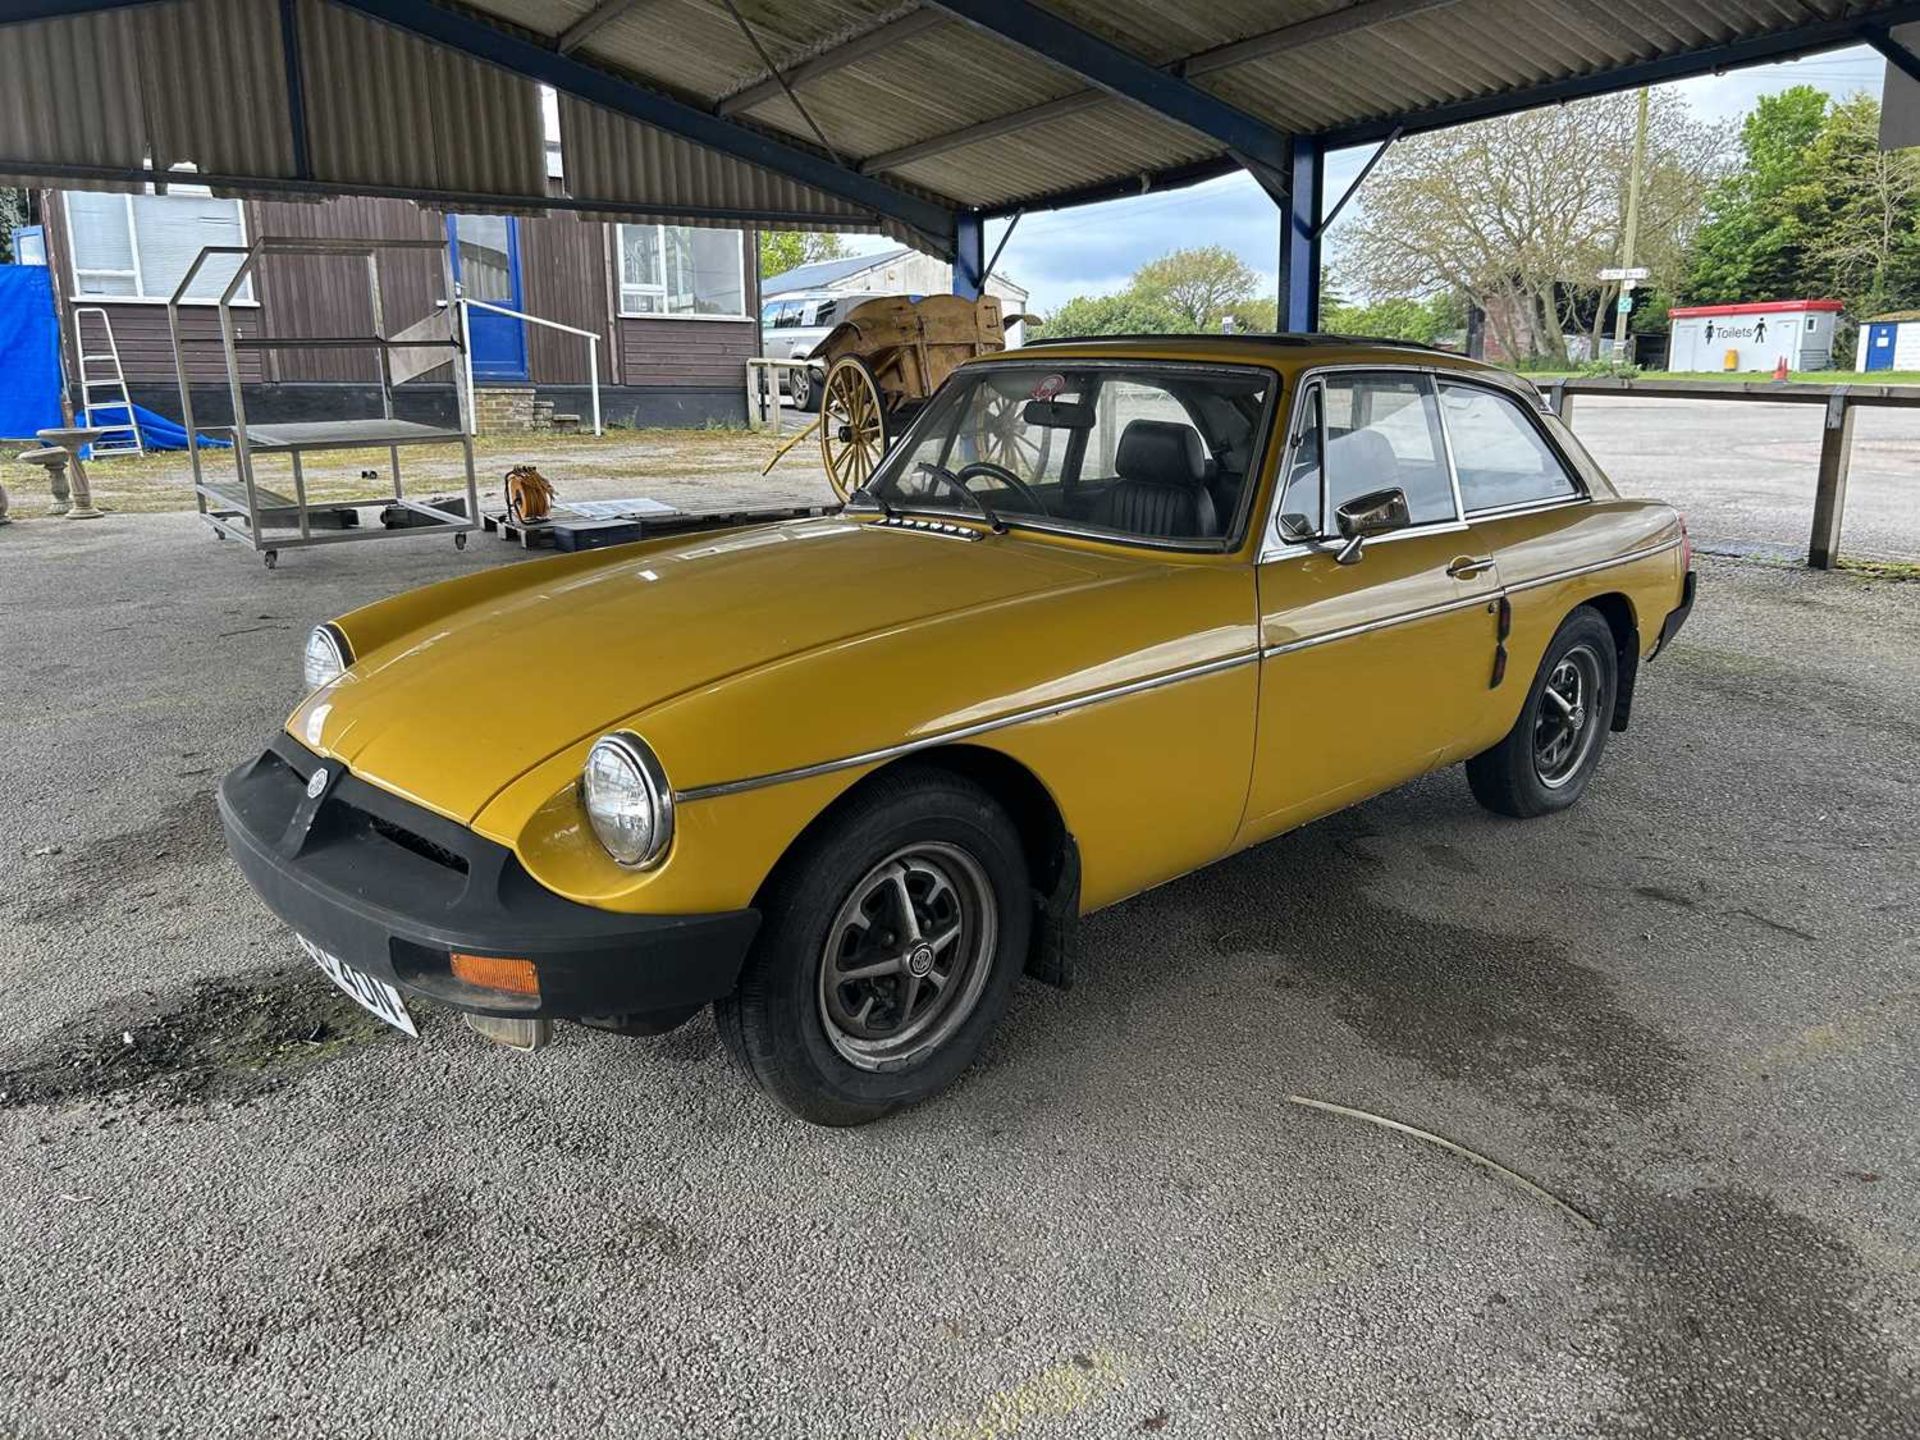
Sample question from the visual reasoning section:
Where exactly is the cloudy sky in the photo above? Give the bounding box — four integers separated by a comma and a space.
843, 43, 1892, 315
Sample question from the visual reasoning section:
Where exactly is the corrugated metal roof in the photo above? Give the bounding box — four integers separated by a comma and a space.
558, 92, 925, 244
762, 246, 911, 292
2, 0, 1912, 240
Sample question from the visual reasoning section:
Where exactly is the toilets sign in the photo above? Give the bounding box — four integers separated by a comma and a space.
1666, 300, 1841, 373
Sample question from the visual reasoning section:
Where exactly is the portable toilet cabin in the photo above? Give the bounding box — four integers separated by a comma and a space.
1666, 300, 1841, 373
1855, 312, 1920, 372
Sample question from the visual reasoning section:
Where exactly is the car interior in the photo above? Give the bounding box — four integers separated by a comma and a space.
870, 365, 1274, 544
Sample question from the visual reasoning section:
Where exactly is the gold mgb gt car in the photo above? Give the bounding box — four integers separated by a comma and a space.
220, 335, 1694, 1125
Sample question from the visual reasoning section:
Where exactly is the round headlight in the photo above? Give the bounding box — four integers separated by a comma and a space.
303, 624, 350, 691
582, 732, 674, 869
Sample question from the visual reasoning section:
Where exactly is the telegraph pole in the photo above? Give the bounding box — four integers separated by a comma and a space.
1613, 87, 1650, 359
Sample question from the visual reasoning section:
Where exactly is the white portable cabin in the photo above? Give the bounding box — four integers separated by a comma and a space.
1854, 312, 1920, 372
1666, 300, 1841, 373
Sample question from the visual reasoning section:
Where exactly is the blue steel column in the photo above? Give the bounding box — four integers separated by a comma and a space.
1279, 136, 1323, 333
953, 212, 986, 299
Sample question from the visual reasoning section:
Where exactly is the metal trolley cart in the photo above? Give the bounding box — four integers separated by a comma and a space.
168, 237, 479, 568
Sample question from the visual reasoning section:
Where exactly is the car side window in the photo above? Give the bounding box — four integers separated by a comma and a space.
1321, 372, 1455, 527
1275, 384, 1323, 541
1438, 381, 1581, 511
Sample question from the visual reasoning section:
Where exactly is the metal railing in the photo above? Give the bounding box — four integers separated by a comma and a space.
745, 357, 814, 436
1537, 376, 1920, 569
456, 298, 603, 437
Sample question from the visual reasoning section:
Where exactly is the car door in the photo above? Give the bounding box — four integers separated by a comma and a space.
1432, 376, 1598, 734
1238, 369, 1505, 846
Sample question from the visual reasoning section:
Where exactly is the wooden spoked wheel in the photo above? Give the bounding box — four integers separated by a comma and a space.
821, 356, 890, 499
978, 389, 1051, 479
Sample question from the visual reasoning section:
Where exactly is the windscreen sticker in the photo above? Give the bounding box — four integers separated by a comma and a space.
1029, 373, 1068, 401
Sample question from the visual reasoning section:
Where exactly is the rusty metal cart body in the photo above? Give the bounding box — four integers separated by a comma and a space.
808, 294, 1014, 497
168, 236, 478, 568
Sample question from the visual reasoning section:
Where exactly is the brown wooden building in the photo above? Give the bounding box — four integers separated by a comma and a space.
38, 184, 763, 429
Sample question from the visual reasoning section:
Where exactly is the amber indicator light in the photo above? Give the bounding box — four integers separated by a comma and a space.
449, 952, 541, 996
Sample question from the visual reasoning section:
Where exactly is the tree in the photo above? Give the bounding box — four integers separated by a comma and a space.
0, 189, 26, 265
1322, 293, 1462, 343
757, 230, 849, 279
1341, 92, 1726, 364
1791, 94, 1920, 320
1132, 246, 1259, 329
1683, 86, 1829, 305
1031, 292, 1193, 339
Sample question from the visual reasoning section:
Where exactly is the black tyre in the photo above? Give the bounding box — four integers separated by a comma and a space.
1467, 606, 1618, 819
790, 366, 822, 413
715, 766, 1031, 1125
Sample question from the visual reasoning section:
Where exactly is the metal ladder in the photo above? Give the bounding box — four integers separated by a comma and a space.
72, 306, 142, 456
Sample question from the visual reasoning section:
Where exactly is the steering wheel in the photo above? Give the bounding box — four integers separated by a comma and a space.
954, 460, 1049, 517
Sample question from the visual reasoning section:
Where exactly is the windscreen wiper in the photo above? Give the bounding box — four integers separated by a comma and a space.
912, 463, 1007, 534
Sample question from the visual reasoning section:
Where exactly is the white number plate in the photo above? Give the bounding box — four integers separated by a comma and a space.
298, 935, 419, 1037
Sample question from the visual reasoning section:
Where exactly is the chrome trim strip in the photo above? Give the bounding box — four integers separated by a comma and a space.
678, 536, 1681, 803
1262, 590, 1494, 658
675, 649, 1261, 803
1465, 494, 1589, 521
1505, 535, 1682, 593
1259, 535, 1682, 659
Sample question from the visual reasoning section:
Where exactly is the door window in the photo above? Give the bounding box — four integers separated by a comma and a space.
1274, 385, 1323, 542
1437, 380, 1580, 512
1322, 372, 1455, 526
451, 214, 514, 304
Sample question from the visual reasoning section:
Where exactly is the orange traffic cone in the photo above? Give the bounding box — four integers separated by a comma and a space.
1772, 355, 1790, 382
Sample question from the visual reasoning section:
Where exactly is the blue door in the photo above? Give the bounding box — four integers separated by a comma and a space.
448, 215, 527, 381
1865, 322, 1898, 372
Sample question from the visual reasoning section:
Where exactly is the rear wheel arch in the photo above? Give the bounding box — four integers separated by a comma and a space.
1583, 591, 1640, 731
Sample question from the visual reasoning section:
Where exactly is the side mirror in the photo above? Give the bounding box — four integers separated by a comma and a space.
1331, 486, 1411, 564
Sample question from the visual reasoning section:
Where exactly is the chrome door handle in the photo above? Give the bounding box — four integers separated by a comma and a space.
1447, 555, 1496, 579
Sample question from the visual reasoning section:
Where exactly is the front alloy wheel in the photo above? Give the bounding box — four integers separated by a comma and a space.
819, 843, 997, 1070
716, 765, 1031, 1125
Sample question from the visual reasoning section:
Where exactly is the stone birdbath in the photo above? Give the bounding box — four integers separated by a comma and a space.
29, 425, 116, 519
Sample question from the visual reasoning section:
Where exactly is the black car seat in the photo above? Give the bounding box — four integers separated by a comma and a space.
1094, 419, 1219, 537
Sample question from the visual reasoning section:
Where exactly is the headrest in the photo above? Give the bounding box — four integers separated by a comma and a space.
1327, 427, 1399, 483
1115, 419, 1206, 488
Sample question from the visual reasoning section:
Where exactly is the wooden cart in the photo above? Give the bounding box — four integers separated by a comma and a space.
809, 294, 1015, 497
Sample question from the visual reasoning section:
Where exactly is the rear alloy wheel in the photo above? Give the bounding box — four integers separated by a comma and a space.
788, 365, 816, 414
716, 766, 1030, 1125
1467, 606, 1618, 818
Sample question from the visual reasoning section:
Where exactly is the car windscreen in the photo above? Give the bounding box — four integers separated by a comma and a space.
862, 362, 1276, 547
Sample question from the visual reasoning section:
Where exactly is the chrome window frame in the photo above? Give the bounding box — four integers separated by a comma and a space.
1430, 372, 1591, 519
861, 356, 1284, 555
1258, 363, 1594, 563
1258, 363, 1468, 563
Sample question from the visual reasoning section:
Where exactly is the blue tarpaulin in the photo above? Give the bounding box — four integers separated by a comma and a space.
0, 264, 63, 441
80, 402, 231, 453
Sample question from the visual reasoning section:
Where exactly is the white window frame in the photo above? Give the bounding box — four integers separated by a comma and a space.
615, 223, 749, 322
63, 183, 256, 307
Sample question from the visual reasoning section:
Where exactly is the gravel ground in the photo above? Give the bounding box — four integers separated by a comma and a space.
2, 498, 1918, 1437
1566, 395, 1920, 566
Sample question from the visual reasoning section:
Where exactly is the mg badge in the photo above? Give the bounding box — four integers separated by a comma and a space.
307, 768, 329, 799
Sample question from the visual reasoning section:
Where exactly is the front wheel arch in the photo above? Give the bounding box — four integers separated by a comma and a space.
753, 743, 1070, 916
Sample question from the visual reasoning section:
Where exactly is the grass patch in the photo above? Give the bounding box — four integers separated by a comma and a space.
1835, 557, 1920, 582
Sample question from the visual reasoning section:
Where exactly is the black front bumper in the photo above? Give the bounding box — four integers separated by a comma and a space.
218, 736, 759, 1022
